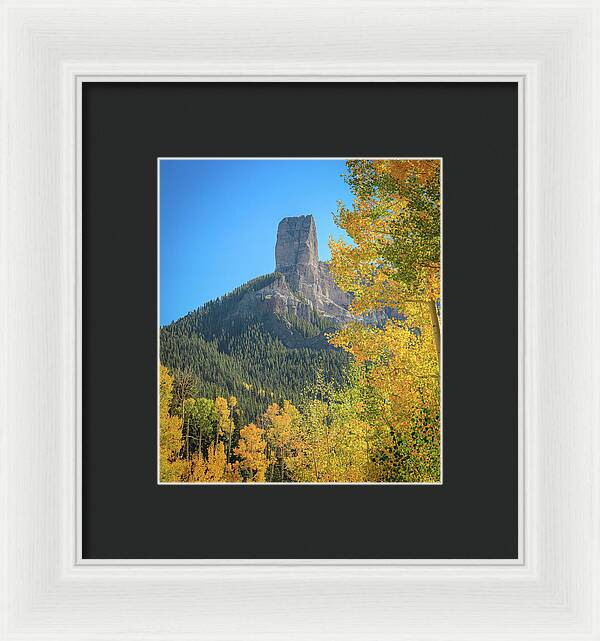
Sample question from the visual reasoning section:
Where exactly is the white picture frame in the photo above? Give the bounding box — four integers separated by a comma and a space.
1, 1, 598, 639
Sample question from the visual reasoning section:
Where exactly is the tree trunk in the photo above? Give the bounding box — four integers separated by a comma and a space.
427, 299, 441, 363
183, 404, 189, 462
312, 453, 319, 482
269, 454, 275, 482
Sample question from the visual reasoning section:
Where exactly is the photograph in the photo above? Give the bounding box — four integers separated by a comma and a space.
159, 158, 441, 484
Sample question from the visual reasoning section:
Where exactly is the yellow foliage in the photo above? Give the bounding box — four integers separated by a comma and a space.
263, 401, 302, 481
326, 159, 441, 482
282, 395, 371, 483
159, 364, 187, 482
214, 396, 230, 440
234, 423, 269, 482
187, 442, 240, 482
374, 158, 438, 185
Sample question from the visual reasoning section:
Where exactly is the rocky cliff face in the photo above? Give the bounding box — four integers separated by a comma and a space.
275, 215, 320, 294
223, 214, 388, 335
269, 215, 354, 324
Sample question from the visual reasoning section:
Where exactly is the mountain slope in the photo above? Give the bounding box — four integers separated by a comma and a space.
160, 215, 381, 422
160, 274, 349, 422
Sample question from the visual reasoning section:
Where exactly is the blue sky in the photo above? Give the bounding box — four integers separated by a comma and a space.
159, 159, 354, 326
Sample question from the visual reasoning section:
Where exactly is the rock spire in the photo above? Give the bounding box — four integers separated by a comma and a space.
275, 215, 320, 297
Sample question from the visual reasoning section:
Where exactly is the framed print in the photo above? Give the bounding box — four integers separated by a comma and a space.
82, 82, 518, 560
2, 1, 599, 640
